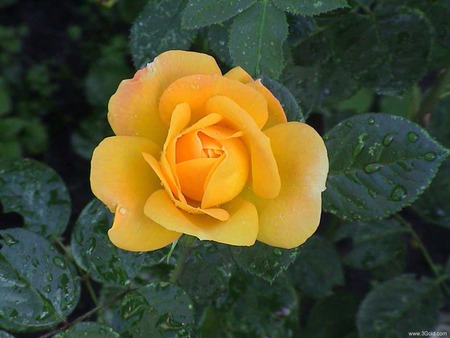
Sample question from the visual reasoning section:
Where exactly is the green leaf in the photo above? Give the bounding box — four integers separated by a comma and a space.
329, 8, 433, 95
427, 96, 450, 149
181, 0, 256, 29
129, 0, 195, 68
0, 118, 26, 139
290, 236, 344, 298
0, 330, 15, 338
334, 88, 374, 115
379, 85, 421, 119
223, 274, 298, 337
303, 293, 360, 338
356, 275, 443, 337
230, 241, 300, 283
229, 1, 288, 79
334, 219, 407, 270
323, 113, 448, 221
273, 0, 349, 16
71, 199, 145, 285
177, 242, 232, 304
0, 158, 71, 239
118, 282, 195, 337
207, 23, 232, 66
53, 322, 120, 338
259, 75, 304, 122
0, 228, 80, 332
0, 78, 12, 116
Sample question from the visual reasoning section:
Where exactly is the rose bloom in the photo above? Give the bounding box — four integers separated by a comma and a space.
90, 50, 328, 251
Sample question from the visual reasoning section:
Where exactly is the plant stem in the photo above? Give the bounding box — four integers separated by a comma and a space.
169, 235, 196, 284
395, 214, 450, 296
39, 286, 134, 338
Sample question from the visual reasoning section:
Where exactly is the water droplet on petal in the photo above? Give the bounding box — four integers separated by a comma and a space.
119, 207, 127, 215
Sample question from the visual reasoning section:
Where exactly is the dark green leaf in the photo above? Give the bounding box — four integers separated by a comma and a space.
273, 0, 349, 16
177, 242, 232, 304
303, 293, 360, 338
329, 8, 432, 95
0, 228, 80, 332
206, 23, 232, 66
323, 113, 448, 221
259, 75, 304, 122
290, 236, 344, 298
71, 199, 145, 285
229, 1, 288, 79
427, 96, 450, 149
181, 0, 256, 29
230, 241, 300, 283
119, 282, 194, 337
379, 85, 421, 119
334, 88, 374, 115
53, 322, 120, 338
130, 0, 195, 68
334, 219, 407, 270
0, 78, 11, 116
357, 275, 443, 337
0, 158, 71, 239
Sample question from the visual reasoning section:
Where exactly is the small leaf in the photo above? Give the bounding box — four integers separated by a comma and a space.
177, 242, 232, 304
0, 158, 71, 239
323, 113, 448, 221
0, 228, 80, 332
230, 241, 300, 283
71, 199, 145, 285
356, 275, 443, 337
229, 1, 288, 79
273, 0, 349, 16
181, 0, 256, 29
334, 219, 407, 270
129, 0, 195, 68
53, 322, 120, 338
290, 236, 344, 298
259, 75, 304, 122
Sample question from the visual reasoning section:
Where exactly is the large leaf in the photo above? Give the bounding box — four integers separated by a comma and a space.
0, 158, 71, 239
323, 113, 448, 221
181, 0, 256, 29
129, 0, 195, 68
230, 241, 300, 284
0, 228, 80, 332
334, 219, 407, 270
328, 8, 433, 95
290, 236, 344, 298
229, 1, 288, 79
71, 199, 145, 285
273, 0, 349, 16
356, 275, 443, 337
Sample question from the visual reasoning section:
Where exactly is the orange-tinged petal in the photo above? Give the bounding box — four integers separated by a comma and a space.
108, 50, 221, 144
177, 158, 218, 201
224, 66, 254, 83
90, 136, 181, 251
242, 122, 328, 249
145, 190, 258, 246
205, 95, 281, 199
159, 75, 268, 128
202, 137, 249, 208
246, 80, 287, 129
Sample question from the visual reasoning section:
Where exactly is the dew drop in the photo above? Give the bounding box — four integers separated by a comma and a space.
52, 256, 66, 269
390, 185, 407, 201
407, 132, 418, 142
2, 234, 18, 246
382, 133, 395, 146
119, 207, 127, 215
250, 263, 256, 269
273, 249, 282, 256
368, 116, 375, 125
364, 163, 382, 174
345, 120, 353, 128
353, 142, 365, 157
423, 152, 436, 162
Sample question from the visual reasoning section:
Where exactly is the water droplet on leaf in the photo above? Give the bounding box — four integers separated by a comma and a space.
407, 132, 418, 142
390, 185, 407, 201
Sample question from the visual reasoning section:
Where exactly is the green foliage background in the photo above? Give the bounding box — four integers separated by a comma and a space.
0, 0, 450, 337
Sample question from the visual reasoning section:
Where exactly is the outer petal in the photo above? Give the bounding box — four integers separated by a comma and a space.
145, 190, 258, 246
242, 122, 328, 249
206, 95, 281, 199
90, 136, 181, 251
108, 50, 221, 144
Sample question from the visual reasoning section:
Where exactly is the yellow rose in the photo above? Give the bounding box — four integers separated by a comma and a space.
90, 50, 328, 251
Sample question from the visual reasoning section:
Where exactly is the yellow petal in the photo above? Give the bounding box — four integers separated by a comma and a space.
108, 50, 221, 144
242, 122, 328, 249
202, 137, 249, 208
159, 75, 268, 129
145, 190, 258, 246
246, 80, 287, 129
205, 95, 281, 199
90, 136, 180, 251
177, 158, 218, 202
224, 66, 254, 83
